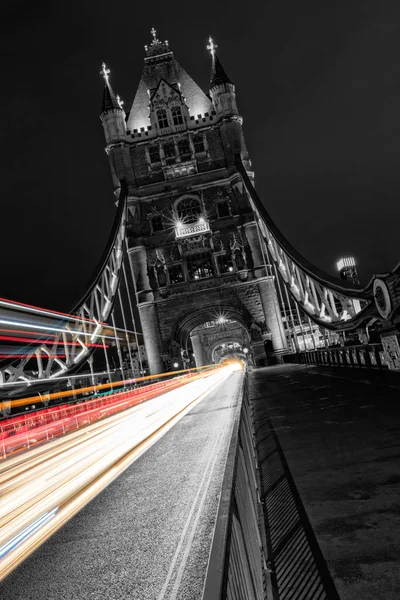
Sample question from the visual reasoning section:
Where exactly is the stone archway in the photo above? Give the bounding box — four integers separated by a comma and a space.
170, 302, 266, 367
171, 303, 254, 350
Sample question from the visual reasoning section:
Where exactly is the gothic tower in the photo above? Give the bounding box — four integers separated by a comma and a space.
100, 30, 287, 374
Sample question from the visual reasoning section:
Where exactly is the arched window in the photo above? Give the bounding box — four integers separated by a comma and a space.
193, 135, 205, 153
151, 215, 164, 232
176, 197, 202, 224
148, 145, 160, 163
171, 106, 184, 125
217, 201, 230, 218
178, 138, 191, 160
163, 142, 176, 163
157, 108, 169, 129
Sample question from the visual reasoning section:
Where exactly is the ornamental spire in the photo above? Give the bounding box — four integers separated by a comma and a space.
144, 27, 170, 58
100, 62, 124, 113
207, 36, 217, 57
207, 36, 232, 89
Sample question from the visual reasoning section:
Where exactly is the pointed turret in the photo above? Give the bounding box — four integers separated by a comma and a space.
99, 63, 126, 145
102, 79, 120, 112
207, 37, 238, 118
210, 51, 232, 89
207, 37, 249, 167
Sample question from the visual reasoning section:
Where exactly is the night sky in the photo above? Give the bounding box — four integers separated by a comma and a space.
2, 1, 400, 312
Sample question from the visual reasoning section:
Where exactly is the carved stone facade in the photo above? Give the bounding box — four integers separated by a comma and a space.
101, 31, 287, 373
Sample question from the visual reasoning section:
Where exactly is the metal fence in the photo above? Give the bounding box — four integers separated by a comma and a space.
283, 342, 387, 370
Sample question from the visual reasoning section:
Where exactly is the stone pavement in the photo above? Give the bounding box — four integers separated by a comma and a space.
249, 364, 400, 600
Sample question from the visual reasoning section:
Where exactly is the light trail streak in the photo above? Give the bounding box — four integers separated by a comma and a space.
0, 366, 241, 580
0, 297, 105, 326
0, 335, 107, 348
0, 365, 218, 411
0, 300, 141, 340
0, 319, 117, 340
0, 354, 67, 359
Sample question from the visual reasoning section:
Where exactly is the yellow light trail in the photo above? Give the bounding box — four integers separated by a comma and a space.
0, 364, 241, 581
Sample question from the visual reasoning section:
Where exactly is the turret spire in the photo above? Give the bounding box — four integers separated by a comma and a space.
100, 62, 123, 113
144, 28, 170, 58
207, 36, 232, 88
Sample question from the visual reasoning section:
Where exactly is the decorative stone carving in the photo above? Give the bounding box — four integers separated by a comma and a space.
381, 333, 400, 370
180, 234, 209, 253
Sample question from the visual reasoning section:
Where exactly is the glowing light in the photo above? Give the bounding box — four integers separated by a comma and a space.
198, 217, 205, 223
207, 36, 218, 57
100, 62, 110, 83
173, 362, 179, 368
0, 335, 107, 348
176, 221, 183, 228
0, 297, 106, 326
243, 348, 249, 354
337, 257, 356, 271
0, 368, 233, 579
0, 354, 67, 359
0, 319, 116, 340
228, 266, 233, 272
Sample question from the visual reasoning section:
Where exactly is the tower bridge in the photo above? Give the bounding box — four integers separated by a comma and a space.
1, 29, 400, 600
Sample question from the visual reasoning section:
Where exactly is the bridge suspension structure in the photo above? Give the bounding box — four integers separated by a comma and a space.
236, 157, 400, 342
1, 161, 400, 411
0, 180, 148, 412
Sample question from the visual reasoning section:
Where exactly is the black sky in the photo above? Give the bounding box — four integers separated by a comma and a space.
1, 0, 400, 312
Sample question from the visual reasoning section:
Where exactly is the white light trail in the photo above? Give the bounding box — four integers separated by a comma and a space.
0, 366, 241, 580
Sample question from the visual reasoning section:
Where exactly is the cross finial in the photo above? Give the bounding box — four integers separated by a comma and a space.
207, 36, 217, 57
151, 27, 157, 42
116, 95, 124, 109
100, 62, 110, 83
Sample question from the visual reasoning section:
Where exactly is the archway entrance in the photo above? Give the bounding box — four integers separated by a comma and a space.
171, 303, 268, 368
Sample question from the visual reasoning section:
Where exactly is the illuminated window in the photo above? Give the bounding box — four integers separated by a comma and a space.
157, 109, 169, 129
217, 254, 234, 274
178, 138, 191, 160
168, 264, 184, 284
187, 252, 214, 280
193, 135, 205, 153
171, 106, 184, 125
176, 197, 202, 224
151, 215, 164, 232
163, 142, 176, 163
217, 201, 230, 218
148, 145, 160, 163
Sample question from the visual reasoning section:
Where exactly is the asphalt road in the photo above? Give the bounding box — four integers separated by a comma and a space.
1, 369, 243, 600
249, 364, 400, 600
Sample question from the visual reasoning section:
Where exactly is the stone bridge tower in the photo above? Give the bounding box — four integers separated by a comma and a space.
100, 30, 287, 374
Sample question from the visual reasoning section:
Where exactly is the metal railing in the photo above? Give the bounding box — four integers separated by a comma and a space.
283, 343, 387, 370
203, 373, 268, 599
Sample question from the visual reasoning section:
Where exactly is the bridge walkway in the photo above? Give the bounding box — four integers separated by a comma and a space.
249, 364, 400, 600
0, 371, 243, 600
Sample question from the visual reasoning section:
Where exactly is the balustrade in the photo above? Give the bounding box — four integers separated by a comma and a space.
283, 343, 387, 370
